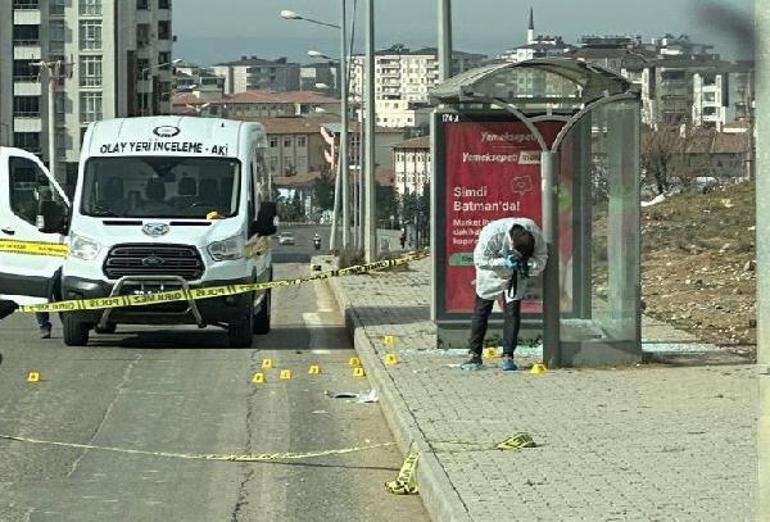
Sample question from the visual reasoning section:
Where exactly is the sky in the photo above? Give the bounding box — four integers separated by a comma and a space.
173, 0, 754, 66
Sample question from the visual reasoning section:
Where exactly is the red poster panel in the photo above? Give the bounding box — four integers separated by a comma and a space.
443, 120, 563, 314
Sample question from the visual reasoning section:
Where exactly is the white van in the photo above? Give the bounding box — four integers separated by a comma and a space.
1, 117, 277, 348
0, 147, 69, 305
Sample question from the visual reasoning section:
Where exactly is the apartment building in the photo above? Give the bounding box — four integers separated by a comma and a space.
348, 46, 486, 106
300, 62, 339, 94
0, 0, 173, 186
568, 34, 754, 129
212, 56, 300, 95
392, 135, 430, 196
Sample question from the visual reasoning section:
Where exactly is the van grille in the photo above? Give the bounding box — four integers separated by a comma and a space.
103, 244, 204, 281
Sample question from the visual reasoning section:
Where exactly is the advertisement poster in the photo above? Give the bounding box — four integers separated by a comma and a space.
443, 120, 564, 314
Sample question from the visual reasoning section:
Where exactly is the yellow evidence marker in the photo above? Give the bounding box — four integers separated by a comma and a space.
353, 367, 366, 377
261, 358, 273, 369
348, 356, 362, 367
308, 365, 321, 375
483, 347, 498, 360
383, 335, 396, 346
252, 372, 265, 384
384, 353, 398, 366
530, 363, 548, 375
279, 369, 292, 380
27, 371, 41, 383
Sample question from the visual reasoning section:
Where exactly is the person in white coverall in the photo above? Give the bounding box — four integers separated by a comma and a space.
461, 217, 548, 371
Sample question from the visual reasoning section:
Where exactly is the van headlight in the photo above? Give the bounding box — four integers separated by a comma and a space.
207, 235, 244, 261
69, 234, 101, 261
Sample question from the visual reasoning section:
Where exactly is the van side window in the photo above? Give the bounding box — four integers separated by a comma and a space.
9, 156, 62, 226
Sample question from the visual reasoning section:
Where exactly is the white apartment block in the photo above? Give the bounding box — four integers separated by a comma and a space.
692, 72, 732, 130
212, 56, 300, 95
348, 47, 486, 106
392, 136, 431, 196
365, 99, 430, 129
0, 0, 173, 186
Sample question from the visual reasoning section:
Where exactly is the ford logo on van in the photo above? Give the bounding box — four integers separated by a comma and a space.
153, 125, 180, 138
142, 223, 169, 237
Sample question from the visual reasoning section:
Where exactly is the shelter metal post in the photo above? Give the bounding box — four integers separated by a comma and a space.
542, 150, 561, 368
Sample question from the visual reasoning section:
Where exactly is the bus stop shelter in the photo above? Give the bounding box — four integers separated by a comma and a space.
429, 57, 642, 367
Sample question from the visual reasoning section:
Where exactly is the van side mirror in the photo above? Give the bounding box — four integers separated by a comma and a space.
37, 200, 68, 235
250, 201, 277, 236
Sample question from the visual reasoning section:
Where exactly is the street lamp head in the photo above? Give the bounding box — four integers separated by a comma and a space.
314, 82, 331, 90
171, 58, 183, 64
307, 50, 325, 59
280, 9, 300, 20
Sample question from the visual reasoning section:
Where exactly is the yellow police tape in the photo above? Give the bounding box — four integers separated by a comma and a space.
0, 239, 69, 258
385, 452, 419, 495
15, 248, 430, 314
0, 433, 393, 463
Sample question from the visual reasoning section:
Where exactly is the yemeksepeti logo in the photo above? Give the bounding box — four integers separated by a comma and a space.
153, 125, 180, 138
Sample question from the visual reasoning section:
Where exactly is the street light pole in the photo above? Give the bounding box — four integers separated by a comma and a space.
363, 0, 376, 262
141, 59, 182, 116
34, 60, 64, 182
339, 0, 350, 249
438, 0, 453, 82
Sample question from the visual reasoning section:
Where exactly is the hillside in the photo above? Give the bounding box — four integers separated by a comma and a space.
640, 180, 756, 353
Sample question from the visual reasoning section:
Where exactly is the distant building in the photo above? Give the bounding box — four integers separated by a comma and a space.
567, 34, 754, 129
171, 90, 340, 119
173, 63, 225, 100
498, 7, 573, 63
392, 135, 431, 196
0, 0, 173, 186
348, 46, 486, 106
212, 56, 300, 94
300, 62, 339, 94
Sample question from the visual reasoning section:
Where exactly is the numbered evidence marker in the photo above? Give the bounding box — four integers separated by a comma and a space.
252, 372, 265, 384
27, 371, 41, 383
261, 358, 273, 369
308, 365, 321, 375
383, 335, 396, 346
385, 353, 398, 366
348, 356, 362, 367
279, 369, 292, 380
353, 367, 366, 378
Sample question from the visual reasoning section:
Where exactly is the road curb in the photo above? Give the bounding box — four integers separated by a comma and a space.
328, 278, 471, 522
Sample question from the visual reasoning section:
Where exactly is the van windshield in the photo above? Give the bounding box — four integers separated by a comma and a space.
81, 156, 241, 218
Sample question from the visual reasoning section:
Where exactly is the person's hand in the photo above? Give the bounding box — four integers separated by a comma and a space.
504, 254, 520, 271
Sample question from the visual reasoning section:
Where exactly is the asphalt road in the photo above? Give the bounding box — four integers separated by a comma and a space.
0, 228, 427, 522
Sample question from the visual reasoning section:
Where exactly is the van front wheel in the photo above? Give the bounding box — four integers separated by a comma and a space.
63, 314, 90, 346
228, 298, 254, 348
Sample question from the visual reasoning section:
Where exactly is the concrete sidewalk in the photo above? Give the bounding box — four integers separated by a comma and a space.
327, 257, 757, 521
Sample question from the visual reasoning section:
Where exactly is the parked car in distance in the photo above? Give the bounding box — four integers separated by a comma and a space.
278, 232, 295, 245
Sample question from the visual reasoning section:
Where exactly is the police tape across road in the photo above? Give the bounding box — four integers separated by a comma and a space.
0, 239, 69, 258
8, 245, 430, 314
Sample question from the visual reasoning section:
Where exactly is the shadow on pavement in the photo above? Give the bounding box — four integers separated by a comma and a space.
87, 325, 350, 350
345, 305, 430, 327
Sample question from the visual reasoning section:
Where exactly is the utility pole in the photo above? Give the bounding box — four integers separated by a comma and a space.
363, 0, 376, 262
34, 60, 68, 183
756, 0, 770, 516
438, 0, 452, 82
340, 0, 351, 248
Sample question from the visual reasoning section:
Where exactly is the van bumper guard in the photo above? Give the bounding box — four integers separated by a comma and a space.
98, 275, 205, 329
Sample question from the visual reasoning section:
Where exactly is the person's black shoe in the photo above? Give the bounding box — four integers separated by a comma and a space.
460, 355, 483, 371
39, 324, 52, 339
